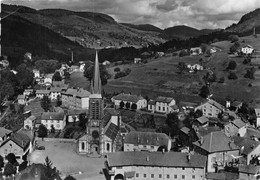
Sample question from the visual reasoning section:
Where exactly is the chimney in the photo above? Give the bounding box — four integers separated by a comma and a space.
199, 136, 204, 145
162, 148, 165, 154
146, 156, 149, 162
137, 136, 140, 143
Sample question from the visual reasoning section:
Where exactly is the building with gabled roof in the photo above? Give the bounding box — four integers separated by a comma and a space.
49, 87, 63, 100
239, 165, 260, 180
193, 116, 209, 127
18, 94, 26, 105
41, 111, 66, 131
195, 99, 224, 118
112, 93, 147, 110
0, 127, 12, 145
36, 90, 50, 99
193, 131, 240, 172
224, 119, 247, 137
24, 115, 36, 130
124, 131, 171, 152
105, 151, 207, 180
241, 44, 254, 55
148, 96, 176, 114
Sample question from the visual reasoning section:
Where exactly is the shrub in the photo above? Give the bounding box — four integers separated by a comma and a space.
114, 67, 120, 72
227, 61, 237, 70
219, 77, 225, 83
179, 50, 189, 57
244, 68, 255, 79
228, 72, 238, 80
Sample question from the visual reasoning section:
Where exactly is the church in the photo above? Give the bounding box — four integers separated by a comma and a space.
78, 52, 123, 156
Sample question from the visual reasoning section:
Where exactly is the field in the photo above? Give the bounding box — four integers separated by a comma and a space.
29, 140, 106, 180
68, 35, 260, 106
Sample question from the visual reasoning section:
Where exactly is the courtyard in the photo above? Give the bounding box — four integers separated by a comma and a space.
29, 139, 106, 180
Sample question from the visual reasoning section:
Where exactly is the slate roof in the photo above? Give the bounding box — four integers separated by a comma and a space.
198, 99, 224, 110
104, 121, 120, 141
232, 119, 246, 128
62, 88, 91, 98
196, 116, 209, 125
239, 165, 260, 174
25, 115, 36, 122
50, 87, 63, 92
107, 151, 206, 168
36, 90, 50, 94
103, 108, 120, 127
148, 99, 156, 105
18, 94, 25, 99
67, 109, 87, 115
197, 126, 221, 137
193, 131, 239, 153
244, 127, 260, 139
112, 93, 144, 103
41, 112, 64, 120
155, 96, 174, 104
1, 132, 31, 150
180, 127, 190, 135
0, 127, 12, 137
232, 136, 260, 155
124, 131, 170, 146
231, 101, 242, 107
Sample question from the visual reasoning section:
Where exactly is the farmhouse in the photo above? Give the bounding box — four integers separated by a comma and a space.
32, 69, 40, 78
36, 90, 50, 99
49, 87, 63, 100
241, 45, 254, 55
0, 127, 12, 145
17, 94, 26, 105
112, 93, 147, 110
193, 116, 209, 128
41, 111, 66, 131
105, 151, 207, 180
24, 115, 36, 130
195, 99, 224, 118
224, 119, 247, 137
190, 47, 202, 55
124, 131, 171, 152
193, 131, 240, 173
134, 58, 142, 64
148, 96, 176, 114
44, 73, 54, 86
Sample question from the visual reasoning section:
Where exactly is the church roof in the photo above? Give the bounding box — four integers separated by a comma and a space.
104, 121, 119, 141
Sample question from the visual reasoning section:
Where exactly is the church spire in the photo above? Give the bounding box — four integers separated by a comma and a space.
92, 51, 102, 94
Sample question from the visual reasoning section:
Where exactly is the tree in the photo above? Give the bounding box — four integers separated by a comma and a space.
177, 62, 186, 74
194, 109, 203, 118
38, 124, 48, 139
43, 156, 60, 179
228, 72, 238, 80
119, 101, 124, 109
131, 103, 137, 110
157, 145, 168, 152
165, 112, 181, 137
41, 95, 51, 112
227, 61, 237, 70
244, 68, 255, 79
199, 85, 210, 98
56, 95, 62, 107
6, 153, 17, 165
79, 113, 88, 130
229, 34, 239, 42
0, 155, 4, 170
16, 63, 34, 91
3, 162, 16, 177
52, 71, 62, 81
125, 102, 131, 109
84, 64, 110, 85
35, 60, 61, 74
63, 70, 70, 80
219, 77, 225, 83
64, 175, 76, 180
51, 125, 55, 133
200, 43, 208, 54
179, 50, 189, 57
114, 67, 120, 72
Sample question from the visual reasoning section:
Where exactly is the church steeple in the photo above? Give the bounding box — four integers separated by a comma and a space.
92, 51, 102, 94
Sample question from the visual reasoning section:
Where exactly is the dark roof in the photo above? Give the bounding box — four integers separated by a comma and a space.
193, 131, 239, 153
67, 109, 87, 115
196, 116, 209, 125
154, 96, 174, 104
180, 127, 190, 135
206, 173, 226, 180
62, 88, 90, 98
112, 93, 144, 103
103, 108, 119, 127
197, 126, 221, 137
104, 122, 120, 141
124, 131, 170, 146
41, 112, 64, 120
107, 151, 206, 168
198, 99, 224, 110
148, 99, 156, 105
232, 136, 260, 155
244, 127, 260, 139
1, 132, 31, 150
179, 101, 199, 108
239, 165, 260, 174
36, 90, 50, 94
231, 101, 242, 107
0, 127, 12, 137
232, 119, 246, 128
50, 87, 63, 92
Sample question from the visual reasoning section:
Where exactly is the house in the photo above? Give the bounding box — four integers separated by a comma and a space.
209, 47, 217, 54
193, 131, 240, 172
105, 151, 207, 180
23, 89, 34, 97
224, 119, 247, 137
240, 127, 260, 139
193, 116, 209, 128
0, 132, 31, 163
44, 74, 54, 86
102, 60, 111, 66
190, 47, 202, 55
239, 165, 260, 180
0, 127, 12, 145
32, 69, 40, 78
78, 108, 122, 154
156, 52, 165, 57
69, 65, 80, 72
24, 115, 36, 130
52, 80, 68, 89
124, 131, 171, 152
61, 88, 91, 109
79, 63, 85, 72
226, 100, 243, 112
195, 99, 224, 118
111, 93, 147, 110
49, 87, 63, 100
134, 58, 142, 64
241, 45, 254, 55
17, 94, 26, 105
148, 96, 176, 114
36, 90, 50, 99
233, 136, 260, 165
41, 111, 66, 131
255, 108, 260, 127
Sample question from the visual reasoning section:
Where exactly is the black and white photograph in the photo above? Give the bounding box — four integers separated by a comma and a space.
0, 0, 260, 179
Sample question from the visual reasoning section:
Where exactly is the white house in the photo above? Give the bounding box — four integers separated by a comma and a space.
41, 111, 66, 131
24, 115, 36, 130
134, 58, 142, 64
102, 60, 111, 66
241, 45, 254, 55
148, 96, 176, 114
44, 74, 54, 86
105, 151, 207, 180
255, 108, 260, 127
23, 89, 34, 97
190, 47, 202, 55
32, 69, 40, 78
36, 90, 50, 99
111, 93, 147, 110
195, 99, 224, 118
0, 127, 12, 145
50, 87, 62, 100
17, 94, 26, 105
224, 119, 247, 137
124, 131, 171, 152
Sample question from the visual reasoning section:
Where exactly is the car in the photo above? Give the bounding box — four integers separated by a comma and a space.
36, 146, 45, 150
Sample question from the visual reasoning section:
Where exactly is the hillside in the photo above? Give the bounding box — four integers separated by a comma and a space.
1, 4, 166, 49
226, 8, 260, 34
1, 12, 94, 67
120, 23, 163, 33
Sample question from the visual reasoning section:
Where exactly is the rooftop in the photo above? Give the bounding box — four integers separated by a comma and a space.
107, 151, 206, 168
41, 112, 64, 120
0, 127, 12, 138
62, 88, 91, 98
104, 121, 120, 141
1, 132, 30, 150
196, 116, 209, 125
239, 165, 260, 174
36, 90, 50, 94
232, 136, 260, 155
232, 119, 246, 128
112, 93, 144, 103
155, 96, 174, 104
124, 131, 170, 147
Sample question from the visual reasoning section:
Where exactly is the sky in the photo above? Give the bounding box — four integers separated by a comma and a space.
2, 0, 260, 29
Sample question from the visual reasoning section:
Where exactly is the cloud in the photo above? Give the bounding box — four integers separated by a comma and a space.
2, 0, 260, 29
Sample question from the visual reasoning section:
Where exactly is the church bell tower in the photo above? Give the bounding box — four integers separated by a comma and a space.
86, 51, 103, 155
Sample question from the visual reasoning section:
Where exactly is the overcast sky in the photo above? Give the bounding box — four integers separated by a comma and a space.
2, 0, 260, 29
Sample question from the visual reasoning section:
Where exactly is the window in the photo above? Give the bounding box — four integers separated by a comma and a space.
81, 142, 85, 150
159, 174, 162, 178
136, 173, 139, 177
151, 174, 154, 178
182, 175, 185, 179
116, 167, 122, 169
158, 106, 161, 111
151, 146, 154, 149
106, 143, 110, 152
182, 167, 185, 170
174, 175, 177, 179
192, 175, 195, 179
144, 174, 146, 178
167, 174, 170, 178
163, 107, 165, 111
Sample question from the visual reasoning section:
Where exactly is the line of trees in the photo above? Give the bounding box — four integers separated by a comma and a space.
119, 101, 137, 110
